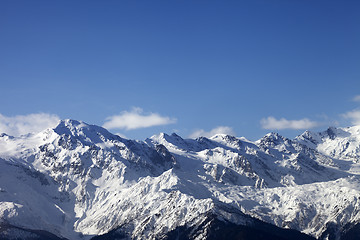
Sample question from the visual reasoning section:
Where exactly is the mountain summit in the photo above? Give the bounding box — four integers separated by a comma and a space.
1, 120, 360, 240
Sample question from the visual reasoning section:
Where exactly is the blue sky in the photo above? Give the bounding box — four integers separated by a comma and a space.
1, 0, 360, 140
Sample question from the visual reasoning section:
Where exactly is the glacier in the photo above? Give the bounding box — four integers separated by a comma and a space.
1, 119, 360, 239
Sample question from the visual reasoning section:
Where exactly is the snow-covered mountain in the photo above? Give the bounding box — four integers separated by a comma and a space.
1, 120, 360, 240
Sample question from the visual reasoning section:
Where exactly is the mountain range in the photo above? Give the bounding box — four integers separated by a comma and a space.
1, 119, 360, 240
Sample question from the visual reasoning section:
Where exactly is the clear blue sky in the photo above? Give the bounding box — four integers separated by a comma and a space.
1, 0, 360, 140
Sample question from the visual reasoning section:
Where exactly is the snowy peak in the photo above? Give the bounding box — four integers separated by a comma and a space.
257, 132, 290, 146
296, 126, 360, 163
148, 132, 197, 152
256, 132, 297, 156
296, 130, 322, 148
297, 126, 358, 145
210, 134, 245, 150
53, 119, 118, 145
319, 126, 351, 140
53, 119, 87, 135
150, 132, 185, 146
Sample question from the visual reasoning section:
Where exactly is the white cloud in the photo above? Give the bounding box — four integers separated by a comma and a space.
103, 108, 177, 130
189, 126, 235, 138
353, 95, 360, 102
0, 113, 60, 136
115, 132, 128, 139
342, 110, 360, 125
260, 116, 319, 130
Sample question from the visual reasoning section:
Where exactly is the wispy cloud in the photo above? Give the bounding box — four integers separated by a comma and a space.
103, 107, 177, 130
342, 110, 360, 125
0, 113, 60, 136
353, 95, 360, 102
260, 116, 319, 130
189, 126, 235, 138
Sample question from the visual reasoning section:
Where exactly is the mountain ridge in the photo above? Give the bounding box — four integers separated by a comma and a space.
1, 119, 360, 239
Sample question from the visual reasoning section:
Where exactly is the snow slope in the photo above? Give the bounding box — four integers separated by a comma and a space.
1, 120, 360, 239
